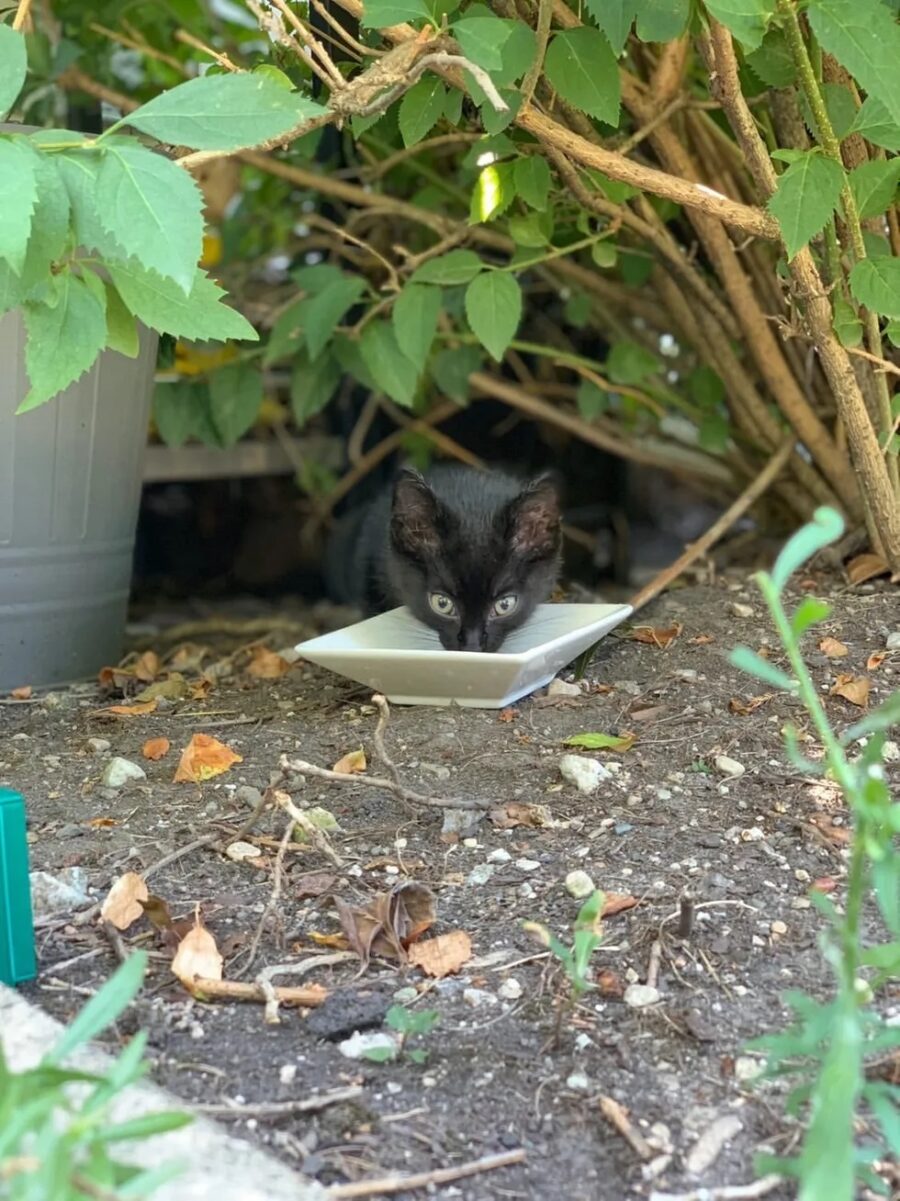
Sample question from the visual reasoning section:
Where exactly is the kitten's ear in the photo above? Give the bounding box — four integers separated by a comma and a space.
504, 474, 562, 559
391, 469, 444, 559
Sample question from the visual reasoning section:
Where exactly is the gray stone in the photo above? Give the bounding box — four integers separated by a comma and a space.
100, 757, 147, 789
30, 867, 89, 918
559, 754, 611, 795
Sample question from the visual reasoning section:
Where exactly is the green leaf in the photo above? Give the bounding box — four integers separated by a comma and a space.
398, 77, 446, 147
687, 365, 726, 409
798, 82, 858, 141
108, 261, 258, 342
0, 138, 38, 275
46, 954, 147, 1064
0, 25, 28, 121
431, 344, 481, 401
564, 732, 635, 751
264, 297, 308, 365
729, 646, 798, 691
19, 271, 107, 412
361, 1045, 398, 1063
305, 275, 365, 360
97, 140, 204, 293
10, 152, 70, 302
292, 262, 346, 294
635, 0, 691, 43
469, 160, 516, 223
703, 0, 774, 50
452, 15, 512, 71
849, 256, 900, 319
508, 210, 553, 247
771, 505, 844, 588
97, 1112, 193, 1144
791, 595, 831, 636
586, 168, 639, 204
103, 280, 139, 358
465, 271, 521, 360
55, 145, 130, 260
847, 96, 900, 152
545, 28, 621, 125
576, 379, 607, 419
393, 283, 441, 371
360, 0, 430, 26
290, 350, 342, 425
848, 159, 900, 220
153, 381, 207, 447
606, 341, 661, 385
122, 73, 325, 151
767, 152, 845, 259
410, 249, 484, 285
745, 28, 796, 86
360, 321, 419, 406
513, 156, 551, 210
585, 0, 636, 55
208, 362, 264, 445
591, 240, 617, 268
496, 18, 537, 82
832, 292, 863, 348
698, 411, 731, 452
807, 0, 900, 126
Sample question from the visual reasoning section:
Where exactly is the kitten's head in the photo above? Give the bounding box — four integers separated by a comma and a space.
388, 469, 562, 652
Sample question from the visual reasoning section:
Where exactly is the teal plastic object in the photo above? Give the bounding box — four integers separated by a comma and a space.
0, 788, 37, 985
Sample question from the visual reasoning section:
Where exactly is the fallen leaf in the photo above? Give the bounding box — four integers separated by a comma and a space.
10, 685, 32, 700
408, 931, 472, 978
334, 881, 435, 965
168, 643, 209, 671
133, 651, 162, 682
246, 645, 292, 679
830, 674, 870, 708
172, 910, 223, 994
498, 707, 518, 723
866, 651, 887, 672
136, 674, 191, 702
294, 871, 338, 899
602, 892, 639, 917
87, 816, 118, 829
628, 704, 667, 722
728, 694, 775, 716
564, 731, 635, 752
142, 737, 171, 761
627, 623, 682, 649
808, 813, 851, 845
688, 634, 715, 646
819, 636, 848, 659
309, 931, 351, 949
595, 968, 625, 998
489, 801, 554, 829
139, 894, 176, 932
332, 748, 367, 774
173, 733, 242, 783
95, 699, 159, 718
846, 553, 889, 585
100, 871, 149, 931
97, 664, 138, 691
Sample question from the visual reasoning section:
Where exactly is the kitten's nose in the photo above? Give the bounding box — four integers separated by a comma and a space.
457, 627, 485, 652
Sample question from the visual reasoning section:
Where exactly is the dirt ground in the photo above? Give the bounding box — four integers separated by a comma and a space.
3, 571, 899, 1201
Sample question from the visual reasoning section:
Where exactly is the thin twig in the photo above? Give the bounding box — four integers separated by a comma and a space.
256, 954, 355, 1022
12, 0, 34, 31
174, 29, 241, 72
649, 1177, 783, 1201
326, 1149, 527, 1199
237, 817, 296, 978
411, 52, 508, 113
192, 1086, 363, 1117
597, 1095, 654, 1161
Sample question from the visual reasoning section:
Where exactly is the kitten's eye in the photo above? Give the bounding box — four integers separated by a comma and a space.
428, 592, 457, 618
492, 594, 518, 617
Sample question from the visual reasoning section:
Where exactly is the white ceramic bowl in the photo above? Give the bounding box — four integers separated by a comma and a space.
295, 602, 632, 708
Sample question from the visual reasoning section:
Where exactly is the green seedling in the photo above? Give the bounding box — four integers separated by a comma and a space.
524, 889, 605, 1043
0, 952, 191, 1200
362, 1005, 441, 1065
730, 507, 899, 1201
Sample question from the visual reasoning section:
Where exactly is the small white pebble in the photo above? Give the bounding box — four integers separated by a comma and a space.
499, 977, 523, 1001
565, 870, 595, 899
730, 602, 755, 618
715, 755, 745, 778
515, 858, 541, 872
566, 1071, 591, 1091
487, 848, 511, 864
279, 1064, 297, 1086
770, 920, 787, 936
741, 826, 765, 842
623, 983, 660, 1008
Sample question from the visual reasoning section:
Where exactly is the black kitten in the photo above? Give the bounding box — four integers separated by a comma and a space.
326, 465, 562, 652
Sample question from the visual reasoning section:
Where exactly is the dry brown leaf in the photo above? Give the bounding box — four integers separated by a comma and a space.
489, 801, 554, 829
100, 871, 149, 931
172, 911, 223, 994
308, 931, 351, 949
246, 645, 292, 679
808, 813, 851, 845
139, 894, 176, 932
688, 634, 715, 646
10, 685, 32, 700
819, 636, 849, 659
498, 707, 519, 723
294, 871, 338, 899
602, 892, 639, 917
628, 704, 668, 723
628, 623, 682, 649
830, 674, 870, 708
332, 748, 367, 774
729, 693, 775, 716
408, 931, 472, 978
136, 674, 191, 703
97, 664, 136, 691
866, 651, 887, 672
168, 643, 209, 671
846, 553, 889, 586
95, 699, 159, 718
173, 733, 242, 783
142, 737, 171, 761
87, 816, 118, 829
133, 651, 162, 682
596, 968, 625, 998
334, 881, 435, 965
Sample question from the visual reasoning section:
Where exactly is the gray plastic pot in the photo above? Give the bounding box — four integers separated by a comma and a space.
0, 310, 157, 689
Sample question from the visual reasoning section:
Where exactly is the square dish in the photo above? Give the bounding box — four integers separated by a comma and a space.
295, 602, 632, 708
